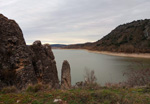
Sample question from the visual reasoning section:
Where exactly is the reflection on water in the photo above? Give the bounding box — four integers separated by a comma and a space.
53, 49, 150, 85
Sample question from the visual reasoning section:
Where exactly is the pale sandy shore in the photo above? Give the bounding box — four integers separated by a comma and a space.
54, 48, 150, 59
88, 50, 150, 59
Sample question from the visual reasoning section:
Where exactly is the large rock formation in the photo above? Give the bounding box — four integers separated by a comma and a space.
0, 14, 59, 89
61, 60, 71, 89
29, 41, 59, 88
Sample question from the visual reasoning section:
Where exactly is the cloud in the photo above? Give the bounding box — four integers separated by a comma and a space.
0, 0, 150, 44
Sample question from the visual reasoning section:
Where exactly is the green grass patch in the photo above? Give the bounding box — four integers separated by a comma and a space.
0, 87, 150, 104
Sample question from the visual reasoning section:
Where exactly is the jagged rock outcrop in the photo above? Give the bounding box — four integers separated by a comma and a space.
0, 14, 37, 89
0, 14, 59, 89
29, 41, 59, 88
61, 60, 71, 89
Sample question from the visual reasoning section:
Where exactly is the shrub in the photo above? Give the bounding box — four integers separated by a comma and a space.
75, 69, 100, 90
84, 82, 100, 90
84, 69, 97, 85
121, 61, 150, 87
26, 84, 43, 93
1, 86, 17, 93
91, 90, 120, 103
124, 68, 150, 87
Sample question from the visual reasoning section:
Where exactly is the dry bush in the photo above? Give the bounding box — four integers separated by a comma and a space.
84, 69, 97, 85
75, 69, 100, 90
105, 62, 150, 88
26, 84, 43, 92
105, 82, 123, 88
124, 68, 150, 87
1, 86, 18, 93
123, 62, 150, 87
26, 83, 51, 92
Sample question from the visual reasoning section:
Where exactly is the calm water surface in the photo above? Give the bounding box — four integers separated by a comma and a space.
53, 49, 150, 85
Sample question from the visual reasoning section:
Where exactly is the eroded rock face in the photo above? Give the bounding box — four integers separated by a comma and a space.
29, 41, 59, 88
0, 14, 59, 89
0, 14, 37, 89
61, 60, 71, 89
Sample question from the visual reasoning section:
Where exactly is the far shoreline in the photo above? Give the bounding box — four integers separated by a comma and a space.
52, 48, 150, 59
88, 50, 150, 59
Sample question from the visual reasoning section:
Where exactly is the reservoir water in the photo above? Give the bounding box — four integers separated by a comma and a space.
53, 49, 150, 85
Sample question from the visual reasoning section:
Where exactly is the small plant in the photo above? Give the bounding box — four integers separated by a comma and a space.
26, 84, 43, 93
1, 86, 17, 93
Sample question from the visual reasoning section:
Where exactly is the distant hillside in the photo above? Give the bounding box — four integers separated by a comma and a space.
64, 42, 93, 49
65, 19, 150, 53
51, 44, 67, 48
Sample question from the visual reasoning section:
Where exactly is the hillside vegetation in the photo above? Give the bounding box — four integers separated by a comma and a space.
65, 19, 150, 53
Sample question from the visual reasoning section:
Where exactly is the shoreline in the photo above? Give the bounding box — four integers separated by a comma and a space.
88, 50, 150, 59
53, 48, 150, 59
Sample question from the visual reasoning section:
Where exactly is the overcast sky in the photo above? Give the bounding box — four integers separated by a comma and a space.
0, 0, 150, 44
